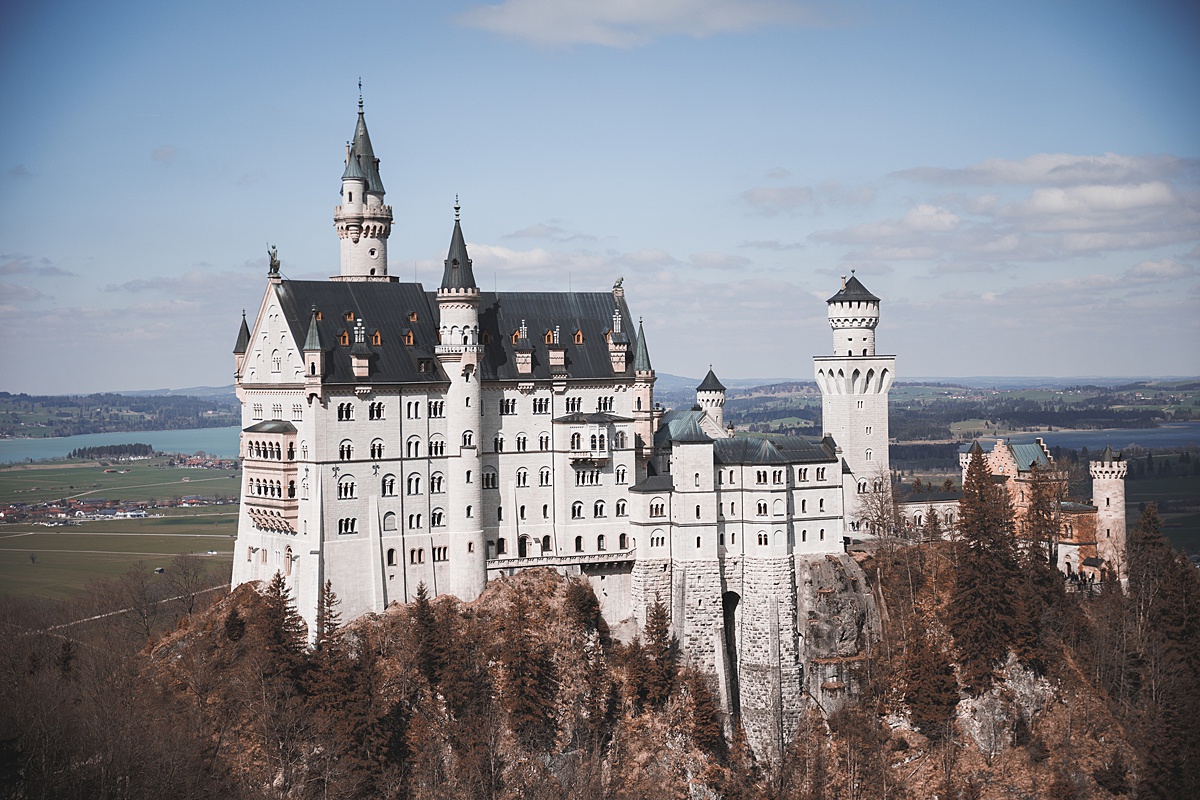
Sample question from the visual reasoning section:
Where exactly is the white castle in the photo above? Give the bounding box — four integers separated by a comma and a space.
230, 101, 1126, 754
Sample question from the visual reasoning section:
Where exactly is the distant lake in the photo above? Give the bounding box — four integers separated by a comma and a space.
0, 426, 241, 464
1002, 423, 1200, 452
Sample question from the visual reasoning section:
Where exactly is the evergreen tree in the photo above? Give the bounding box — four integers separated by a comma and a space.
903, 625, 959, 741
411, 582, 440, 686
642, 599, 677, 709
498, 593, 557, 750
949, 443, 1021, 694
258, 571, 307, 672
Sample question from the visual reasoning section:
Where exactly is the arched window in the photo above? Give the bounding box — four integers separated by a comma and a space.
284, 547, 292, 576
387, 548, 396, 566
370, 439, 385, 459
616, 466, 627, 484
465, 505, 473, 518
619, 533, 628, 549
772, 498, 784, 516
695, 505, 701, 519
339, 440, 353, 460
493, 435, 504, 453
431, 508, 444, 527
757, 501, 767, 516
539, 433, 550, 450
406, 437, 421, 458
819, 498, 825, 512
430, 472, 444, 493
383, 512, 397, 531
594, 500, 605, 518
616, 499, 627, 517
572, 501, 584, 519
858, 480, 868, 494
406, 474, 421, 495
497, 538, 507, 555
337, 475, 356, 499
590, 434, 598, 450
865, 449, 873, 462
539, 467, 551, 486
574, 535, 583, 552
801, 498, 807, 513
571, 432, 581, 450
597, 534, 606, 551
516, 468, 528, 487
542, 535, 551, 552
462, 431, 474, 447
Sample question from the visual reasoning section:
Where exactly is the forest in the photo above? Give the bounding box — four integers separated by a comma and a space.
0, 392, 238, 439
1, 490, 1198, 798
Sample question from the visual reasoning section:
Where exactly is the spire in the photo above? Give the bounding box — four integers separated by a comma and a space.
633, 318, 652, 372
696, 366, 725, 393
303, 306, 324, 351
342, 97, 384, 193
827, 273, 879, 304
233, 310, 250, 354
439, 202, 477, 291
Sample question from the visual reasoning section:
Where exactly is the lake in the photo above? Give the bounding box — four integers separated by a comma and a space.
0, 426, 241, 464
1001, 422, 1200, 452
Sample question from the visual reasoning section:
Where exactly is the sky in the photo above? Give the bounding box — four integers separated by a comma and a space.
1, 0, 1198, 394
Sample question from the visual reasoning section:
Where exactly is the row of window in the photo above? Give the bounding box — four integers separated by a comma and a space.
334, 429, 631, 460
332, 401, 447, 421
717, 466, 830, 486
385, 546, 449, 567
248, 478, 295, 499
490, 532, 631, 556
251, 403, 304, 421
246, 439, 294, 460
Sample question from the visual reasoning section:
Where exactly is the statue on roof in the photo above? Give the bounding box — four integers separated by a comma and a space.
613, 276, 624, 288
267, 244, 280, 275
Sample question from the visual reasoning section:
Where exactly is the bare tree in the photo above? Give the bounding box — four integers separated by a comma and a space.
855, 464, 903, 551
166, 553, 212, 617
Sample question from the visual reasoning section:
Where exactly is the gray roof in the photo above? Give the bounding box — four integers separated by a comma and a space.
440, 216, 477, 290
696, 368, 725, 393
632, 319, 652, 372
712, 435, 837, 466
552, 412, 633, 424
630, 474, 675, 494
654, 409, 707, 448
671, 417, 712, 444
243, 420, 297, 434
342, 107, 384, 194
268, 280, 638, 386
233, 312, 250, 354
1097, 445, 1122, 463
827, 274, 879, 304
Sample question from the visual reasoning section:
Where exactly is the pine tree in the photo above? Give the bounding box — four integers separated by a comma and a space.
949, 443, 1021, 694
642, 599, 677, 709
904, 625, 959, 741
498, 592, 557, 750
258, 571, 307, 672
411, 581, 441, 686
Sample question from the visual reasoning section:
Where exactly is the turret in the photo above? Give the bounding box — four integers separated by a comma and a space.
1091, 446, 1127, 581
433, 201, 486, 601
695, 367, 726, 430
607, 305, 630, 372
827, 273, 880, 357
632, 318, 657, 472
233, 310, 250, 378
302, 306, 325, 402
332, 95, 393, 281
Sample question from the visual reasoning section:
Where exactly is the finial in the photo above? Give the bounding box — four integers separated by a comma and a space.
454, 195, 460, 221
358, 78, 363, 110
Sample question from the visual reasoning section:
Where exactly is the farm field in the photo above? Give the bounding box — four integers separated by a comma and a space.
0, 459, 240, 505
0, 512, 236, 599
1126, 474, 1200, 555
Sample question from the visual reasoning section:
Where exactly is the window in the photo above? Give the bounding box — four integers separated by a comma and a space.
694, 472, 700, 488
596, 396, 613, 412
409, 548, 424, 564
865, 449, 873, 461
539, 467, 551, 487
292, 404, 303, 421
873, 479, 883, 492
337, 518, 357, 534
758, 532, 768, 546
519, 505, 525, 520
428, 400, 445, 418
575, 536, 584, 552
516, 468, 528, 487
430, 473, 444, 493
597, 534, 606, 550
857, 400, 864, 409
431, 508, 444, 527
571, 432, 581, 450
253, 403, 263, 420
757, 501, 767, 516
516, 434, 527, 452
387, 548, 397, 566
465, 470, 472, 484
819, 498, 825, 512
572, 502, 584, 520
650, 501, 666, 518
542, 535, 551, 552
594, 500, 605, 518
497, 507, 503, 522
383, 513, 397, 531
462, 431, 474, 447
539, 433, 551, 451
816, 468, 826, 481
406, 437, 421, 458
370, 439, 384, 459
543, 504, 549, 519
339, 440, 353, 460
483, 470, 498, 490
820, 528, 825, 541
865, 425, 872, 435
533, 398, 550, 414
272, 403, 283, 419
616, 466, 627, 484
798, 468, 808, 482
696, 537, 702, 549
574, 330, 584, 345
406, 474, 421, 495
614, 431, 627, 449
429, 437, 445, 457
801, 499, 807, 513
433, 546, 448, 562
616, 499, 627, 517
619, 533, 628, 549
566, 397, 582, 413
756, 470, 767, 485
695, 504, 702, 519
369, 402, 385, 420
408, 513, 422, 529
337, 476, 356, 499
337, 402, 353, 421
858, 480, 868, 494
773, 469, 784, 484
381, 473, 396, 495
493, 435, 504, 453
466, 505, 473, 518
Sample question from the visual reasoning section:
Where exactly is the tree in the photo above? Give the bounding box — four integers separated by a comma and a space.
855, 465, 903, 549
497, 592, 557, 750
903, 625, 959, 741
166, 553, 210, 617
949, 442, 1021, 694
642, 599, 677, 709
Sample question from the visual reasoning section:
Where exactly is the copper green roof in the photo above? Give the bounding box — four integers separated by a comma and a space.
633, 319, 652, 372
302, 306, 324, 351
440, 216, 476, 290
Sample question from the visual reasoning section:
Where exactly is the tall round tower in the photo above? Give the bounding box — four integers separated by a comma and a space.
435, 202, 486, 600
695, 367, 726, 430
1091, 446, 1127, 581
332, 96, 394, 281
813, 274, 895, 528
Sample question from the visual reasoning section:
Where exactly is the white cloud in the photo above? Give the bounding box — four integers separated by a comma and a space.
740, 180, 875, 216
457, 0, 830, 47
1125, 258, 1194, 282
895, 153, 1200, 187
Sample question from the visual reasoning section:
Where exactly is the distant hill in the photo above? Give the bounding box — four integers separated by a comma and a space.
120, 385, 237, 400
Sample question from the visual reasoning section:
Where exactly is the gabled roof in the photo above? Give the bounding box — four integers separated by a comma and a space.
827, 274, 880, 304
1009, 442, 1051, 472
552, 412, 633, 424
655, 409, 708, 448
696, 368, 725, 393
630, 474, 675, 494
440, 213, 477, 290
712, 435, 837, 466
233, 311, 250, 354
632, 319, 652, 372
671, 416, 712, 444
343, 105, 385, 193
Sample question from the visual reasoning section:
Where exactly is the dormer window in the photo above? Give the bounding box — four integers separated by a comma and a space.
511, 329, 521, 345
408, 311, 418, 323
574, 330, 584, 345
544, 330, 554, 344
371, 330, 382, 346
481, 331, 491, 345
403, 330, 414, 346
315, 310, 322, 321
338, 331, 350, 346
344, 311, 355, 322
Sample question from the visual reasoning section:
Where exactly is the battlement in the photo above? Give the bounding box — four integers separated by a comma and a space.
1090, 462, 1128, 479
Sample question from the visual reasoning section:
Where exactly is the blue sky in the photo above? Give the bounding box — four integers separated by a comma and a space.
1, 0, 1197, 394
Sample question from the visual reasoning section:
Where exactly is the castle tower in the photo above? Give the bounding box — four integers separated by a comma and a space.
435, 202, 487, 600
695, 367, 726, 430
332, 96, 393, 281
632, 318, 657, 477
813, 274, 895, 527
1091, 446, 1127, 581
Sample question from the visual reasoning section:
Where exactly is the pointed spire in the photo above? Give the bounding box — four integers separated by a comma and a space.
696, 367, 725, 393
827, 273, 879, 304
440, 201, 477, 290
342, 95, 384, 193
633, 317, 652, 372
303, 306, 324, 351
233, 310, 250, 354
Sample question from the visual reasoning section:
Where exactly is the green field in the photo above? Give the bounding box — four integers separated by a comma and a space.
1126, 475, 1200, 555
0, 512, 236, 599
0, 460, 241, 505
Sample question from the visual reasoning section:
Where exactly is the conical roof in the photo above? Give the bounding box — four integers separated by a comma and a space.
342, 105, 385, 194
302, 306, 324, 351
1098, 445, 1121, 463
827, 274, 879, 304
233, 311, 250, 354
440, 213, 477, 291
633, 319, 652, 372
696, 367, 725, 393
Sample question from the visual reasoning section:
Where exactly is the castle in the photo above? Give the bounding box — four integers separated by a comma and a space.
229, 100, 1127, 755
